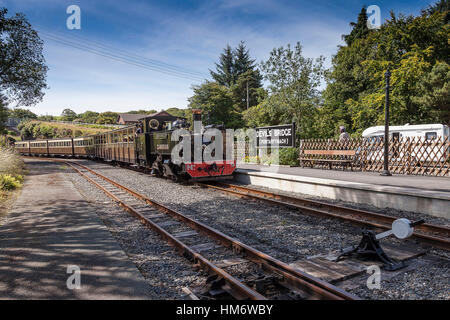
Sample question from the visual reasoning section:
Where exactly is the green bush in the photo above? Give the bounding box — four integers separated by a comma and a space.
279, 147, 299, 166
240, 148, 299, 166
0, 174, 23, 191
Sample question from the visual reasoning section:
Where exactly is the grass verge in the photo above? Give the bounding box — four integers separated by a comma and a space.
0, 146, 26, 223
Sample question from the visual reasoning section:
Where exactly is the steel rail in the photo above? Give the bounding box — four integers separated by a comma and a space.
67, 161, 359, 300
200, 182, 450, 251
23, 157, 448, 249
64, 161, 266, 300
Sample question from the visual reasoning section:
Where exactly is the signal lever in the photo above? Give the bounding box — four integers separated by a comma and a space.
335, 218, 425, 271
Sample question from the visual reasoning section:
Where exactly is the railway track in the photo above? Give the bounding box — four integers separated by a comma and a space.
199, 182, 450, 251
24, 156, 449, 252
64, 160, 359, 300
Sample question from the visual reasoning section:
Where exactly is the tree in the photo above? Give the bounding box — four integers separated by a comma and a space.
126, 109, 157, 115
78, 111, 99, 123
96, 111, 118, 124
0, 8, 48, 106
231, 69, 265, 112
210, 42, 262, 89
423, 0, 450, 23
412, 62, 450, 125
188, 82, 243, 128
343, 7, 370, 46
61, 108, 77, 121
9, 108, 37, 120
320, 7, 376, 138
37, 114, 55, 121
210, 45, 235, 87
242, 97, 284, 128
322, 4, 449, 137
260, 42, 325, 138
233, 41, 260, 80
165, 107, 188, 118
207, 42, 264, 118
0, 94, 7, 132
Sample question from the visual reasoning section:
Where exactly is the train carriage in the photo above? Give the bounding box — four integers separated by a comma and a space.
48, 138, 73, 156
15, 141, 30, 155
94, 134, 107, 159
15, 110, 236, 182
74, 136, 94, 156
96, 126, 136, 164
29, 140, 48, 155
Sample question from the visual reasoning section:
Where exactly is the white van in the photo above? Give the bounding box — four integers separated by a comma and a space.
362, 124, 449, 163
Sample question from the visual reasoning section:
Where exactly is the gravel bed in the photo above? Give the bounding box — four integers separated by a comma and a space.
75, 159, 365, 261
64, 166, 205, 300
351, 256, 449, 299
69, 160, 450, 300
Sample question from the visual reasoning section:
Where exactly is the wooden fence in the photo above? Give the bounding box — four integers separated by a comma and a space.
299, 137, 450, 177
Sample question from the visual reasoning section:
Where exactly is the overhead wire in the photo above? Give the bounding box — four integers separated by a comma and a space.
38, 30, 206, 82
49, 30, 207, 77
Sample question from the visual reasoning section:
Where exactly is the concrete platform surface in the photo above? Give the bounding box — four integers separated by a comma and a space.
236, 164, 450, 218
0, 160, 151, 299
238, 164, 450, 193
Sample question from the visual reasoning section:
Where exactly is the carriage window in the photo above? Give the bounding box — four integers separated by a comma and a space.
425, 132, 437, 140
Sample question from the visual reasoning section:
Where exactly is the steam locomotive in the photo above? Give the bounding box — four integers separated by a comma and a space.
15, 110, 236, 181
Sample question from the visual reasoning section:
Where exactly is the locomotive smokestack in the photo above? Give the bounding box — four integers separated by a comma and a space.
192, 109, 203, 135
192, 109, 202, 123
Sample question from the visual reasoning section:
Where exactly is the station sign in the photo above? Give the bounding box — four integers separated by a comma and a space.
256, 123, 296, 148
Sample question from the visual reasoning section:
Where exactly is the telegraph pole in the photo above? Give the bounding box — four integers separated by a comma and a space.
246, 80, 249, 110
381, 69, 392, 176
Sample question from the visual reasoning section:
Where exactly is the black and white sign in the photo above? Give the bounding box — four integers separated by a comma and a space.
256, 123, 295, 148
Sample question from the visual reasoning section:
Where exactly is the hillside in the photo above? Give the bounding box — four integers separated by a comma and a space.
18, 120, 112, 140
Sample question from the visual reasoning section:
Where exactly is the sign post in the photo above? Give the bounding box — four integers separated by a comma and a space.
381, 69, 392, 176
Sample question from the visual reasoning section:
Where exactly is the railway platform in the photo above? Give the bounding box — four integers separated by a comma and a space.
235, 164, 450, 219
0, 160, 151, 299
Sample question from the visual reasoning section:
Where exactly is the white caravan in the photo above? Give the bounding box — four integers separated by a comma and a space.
361, 124, 449, 163
362, 123, 449, 140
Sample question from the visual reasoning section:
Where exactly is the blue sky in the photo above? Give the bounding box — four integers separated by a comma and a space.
0, 0, 435, 115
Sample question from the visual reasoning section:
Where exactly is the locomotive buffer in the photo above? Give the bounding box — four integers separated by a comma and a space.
335, 218, 425, 271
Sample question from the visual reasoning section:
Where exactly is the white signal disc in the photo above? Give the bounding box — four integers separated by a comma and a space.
391, 218, 414, 239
